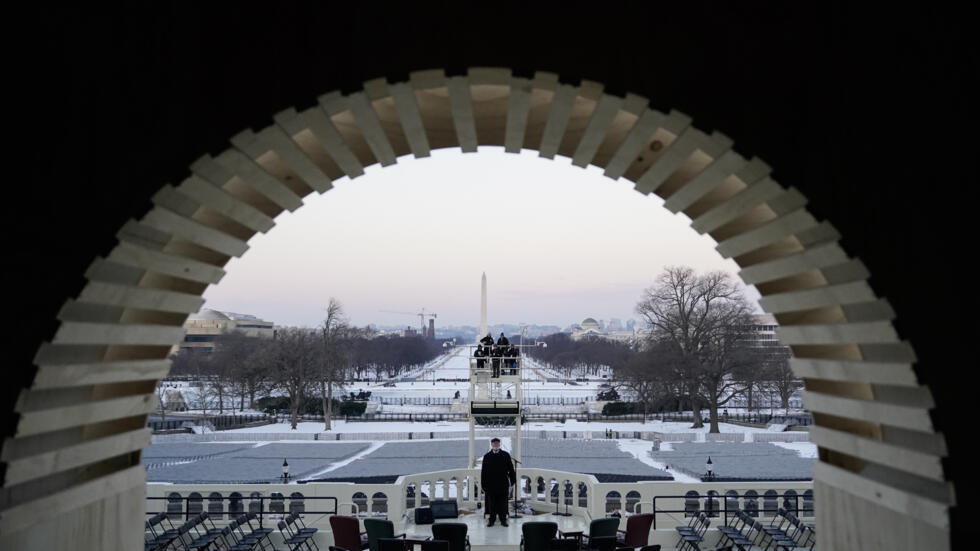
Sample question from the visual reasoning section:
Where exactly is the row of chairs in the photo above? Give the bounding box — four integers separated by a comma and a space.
352, 515, 658, 551
675, 513, 711, 551
757, 508, 815, 550
145, 511, 273, 551
278, 512, 320, 551
519, 520, 661, 551
715, 508, 816, 551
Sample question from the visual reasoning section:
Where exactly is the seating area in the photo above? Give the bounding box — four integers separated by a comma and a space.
278, 513, 321, 551
711, 508, 816, 551
674, 513, 711, 551
756, 509, 815, 550
520, 519, 661, 551
144, 511, 273, 551
145, 507, 814, 550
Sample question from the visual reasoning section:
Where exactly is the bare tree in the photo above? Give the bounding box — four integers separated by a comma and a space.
320, 298, 354, 431
211, 331, 272, 412
613, 349, 660, 422
760, 344, 800, 411
636, 266, 761, 432
269, 327, 318, 429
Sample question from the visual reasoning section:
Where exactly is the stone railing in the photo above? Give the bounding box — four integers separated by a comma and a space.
147, 467, 814, 536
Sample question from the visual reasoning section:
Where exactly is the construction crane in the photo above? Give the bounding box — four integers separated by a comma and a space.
379, 308, 438, 336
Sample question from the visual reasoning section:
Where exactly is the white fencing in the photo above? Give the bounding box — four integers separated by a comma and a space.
753, 432, 811, 442
706, 433, 745, 443
648, 431, 698, 442
152, 432, 318, 443
153, 429, 808, 445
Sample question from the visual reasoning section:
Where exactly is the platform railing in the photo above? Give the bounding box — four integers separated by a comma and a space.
148, 469, 813, 533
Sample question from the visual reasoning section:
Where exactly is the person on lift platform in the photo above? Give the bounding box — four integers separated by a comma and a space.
506, 345, 519, 374
491, 346, 503, 378
474, 345, 487, 369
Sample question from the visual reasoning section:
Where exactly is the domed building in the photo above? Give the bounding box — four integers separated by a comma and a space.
572, 316, 643, 343
174, 308, 275, 354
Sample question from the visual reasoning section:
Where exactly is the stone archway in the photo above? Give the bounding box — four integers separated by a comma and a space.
1, 68, 952, 550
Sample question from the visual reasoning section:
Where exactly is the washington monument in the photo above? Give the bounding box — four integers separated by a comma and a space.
480, 272, 488, 339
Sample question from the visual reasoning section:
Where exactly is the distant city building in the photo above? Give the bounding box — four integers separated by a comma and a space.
745, 313, 782, 344
174, 308, 275, 354
571, 317, 641, 343
607, 318, 623, 332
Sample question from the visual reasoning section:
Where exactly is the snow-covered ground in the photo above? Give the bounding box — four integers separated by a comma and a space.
165, 349, 805, 419
225, 418, 775, 435
616, 439, 702, 482
770, 441, 819, 458
359, 349, 609, 400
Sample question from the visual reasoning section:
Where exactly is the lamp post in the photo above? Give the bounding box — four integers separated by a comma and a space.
282, 458, 290, 482
705, 456, 714, 481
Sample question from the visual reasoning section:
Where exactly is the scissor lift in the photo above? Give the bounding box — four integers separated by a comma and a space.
466, 344, 527, 468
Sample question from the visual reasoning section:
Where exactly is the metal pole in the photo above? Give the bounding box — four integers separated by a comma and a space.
468, 417, 475, 468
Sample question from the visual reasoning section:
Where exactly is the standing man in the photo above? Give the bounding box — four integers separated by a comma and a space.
481, 437, 516, 527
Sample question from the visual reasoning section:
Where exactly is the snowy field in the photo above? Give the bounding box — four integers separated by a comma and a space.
164, 350, 617, 411
143, 436, 813, 484
358, 350, 609, 400
165, 349, 804, 419
225, 418, 779, 435
150, 348, 815, 484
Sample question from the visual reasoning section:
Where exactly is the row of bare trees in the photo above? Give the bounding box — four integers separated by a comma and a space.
166, 298, 443, 429
525, 332, 632, 378
618, 266, 802, 432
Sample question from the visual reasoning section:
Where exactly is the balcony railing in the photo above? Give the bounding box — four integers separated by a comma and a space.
147, 467, 813, 533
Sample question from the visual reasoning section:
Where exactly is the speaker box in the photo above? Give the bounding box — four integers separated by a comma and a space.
414, 507, 434, 524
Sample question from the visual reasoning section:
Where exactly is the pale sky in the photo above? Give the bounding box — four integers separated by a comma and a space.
201, 148, 760, 328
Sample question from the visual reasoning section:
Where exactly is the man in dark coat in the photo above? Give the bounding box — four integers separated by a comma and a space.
480, 437, 516, 527
490, 345, 503, 378
506, 345, 519, 374
496, 333, 510, 346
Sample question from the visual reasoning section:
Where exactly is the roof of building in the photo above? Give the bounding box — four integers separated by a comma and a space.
188, 309, 232, 321
187, 308, 271, 323
222, 311, 269, 322
751, 313, 778, 324
581, 318, 600, 330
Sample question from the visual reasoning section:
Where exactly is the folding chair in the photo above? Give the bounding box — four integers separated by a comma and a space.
679, 518, 709, 551
290, 513, 319, 537
279, 520, 315, 551
242, 513, 275, 551
284, 514, 319, 550
760, 509, 791, 550
675, 513, 706, 549
724, 514, 759, 551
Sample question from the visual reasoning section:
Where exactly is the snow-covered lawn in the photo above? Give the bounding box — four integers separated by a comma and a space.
770, 441, 818, 458
616, 439, 701, 482
224, 418, 777, 435
164, 348, 806, 417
